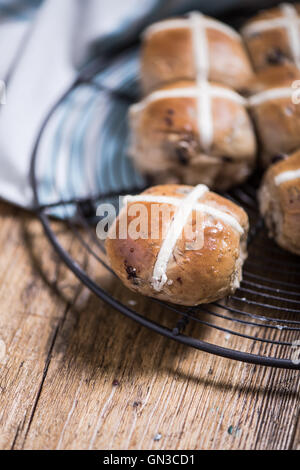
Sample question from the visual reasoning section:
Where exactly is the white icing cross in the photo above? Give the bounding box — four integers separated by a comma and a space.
130, 85, 246, 113
189, 12, 213, 151
242, 3, 300, 69
190, 11, 209, 80
247, 86, 293, 106
124, 185, 244, 292
275, 168, 300, 185
151, 184, 207, 291
143, 14, 241, 41
130, 84, 246, 155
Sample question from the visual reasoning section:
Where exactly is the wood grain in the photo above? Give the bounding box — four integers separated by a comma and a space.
0, 201, 298, 450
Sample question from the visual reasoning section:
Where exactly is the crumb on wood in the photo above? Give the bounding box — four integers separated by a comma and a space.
227, 425, 241, 436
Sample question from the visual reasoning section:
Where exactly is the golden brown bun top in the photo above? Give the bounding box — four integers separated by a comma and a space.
262, 150, 300, 214
109, 184, 249, 243
143, 13, 241, 39
241, 3, 300, 71
265, 149, 300, 179
130, 80, 248, 138
141, 12, 253, 93
142, 184, 248, 225
244, 3, 300, 26
246, 63, 300, 94
129, 79, 256, 168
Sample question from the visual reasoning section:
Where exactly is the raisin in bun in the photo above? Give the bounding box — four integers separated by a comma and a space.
241, 3, 300, 71
259, 150, 300, 255
141, 11, 253, 94
248, 82, 300, 168
129, 80, 256, 191
106, 184, 249, 306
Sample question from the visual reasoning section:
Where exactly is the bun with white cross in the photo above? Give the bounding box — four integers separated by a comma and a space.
129, 80, 256, 190
241, 3, 300, 71
247, 74, 300, 168
240, 3, 300, 168
259, 149, 300, 255
241, 4, 300, 168
141, 11, 253, 94
105, 184, 249, 306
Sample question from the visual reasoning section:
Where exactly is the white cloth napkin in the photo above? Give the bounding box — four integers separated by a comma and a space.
0, 0, 243, 210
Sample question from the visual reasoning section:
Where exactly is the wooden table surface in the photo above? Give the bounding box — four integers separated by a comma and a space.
0, 201, 299, 450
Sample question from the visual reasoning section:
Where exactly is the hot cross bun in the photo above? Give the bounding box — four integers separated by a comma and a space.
248, 81, 300, 167
129, 80, 256, 190
259, 149, 300, 255
141, 11, 253, 93
106, 184, 249, 305
241, 3, 300, 71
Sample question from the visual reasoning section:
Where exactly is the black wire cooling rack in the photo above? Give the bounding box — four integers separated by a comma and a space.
30, 2, 300, 370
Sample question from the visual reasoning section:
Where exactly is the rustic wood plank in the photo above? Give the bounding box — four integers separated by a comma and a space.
0, 203, 84, 449
290, 412, 300, 450
0, 201, 299, 450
